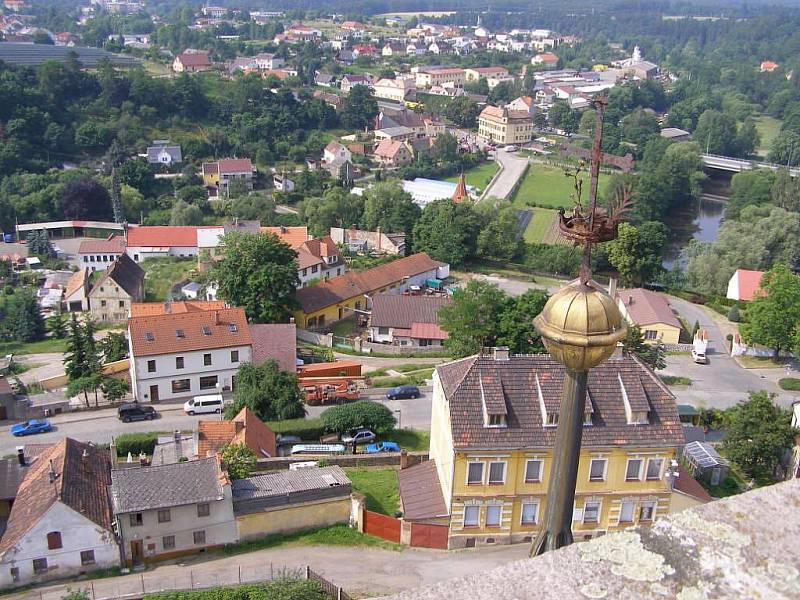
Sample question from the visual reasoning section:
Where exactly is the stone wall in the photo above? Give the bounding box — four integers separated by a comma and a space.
256, 451, 428, 472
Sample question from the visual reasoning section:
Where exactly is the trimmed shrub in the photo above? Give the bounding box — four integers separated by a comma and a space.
115, 432, 158, 457
320, 401, 396, 434
143, 578, 327, 600
727, 305, 741, 322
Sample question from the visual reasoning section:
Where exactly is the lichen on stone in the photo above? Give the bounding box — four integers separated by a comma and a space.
579, 582, 608, 598
579, 530, 674, 582
747, 559, 799, 594
675, 581, 713, 600
649, 583, 670, 596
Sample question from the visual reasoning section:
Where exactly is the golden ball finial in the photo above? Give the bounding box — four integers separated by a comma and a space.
533, 281, 627, 371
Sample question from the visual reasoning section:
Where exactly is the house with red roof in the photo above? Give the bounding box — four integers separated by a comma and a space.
374, 139, 413, 167
126, 226, 203, 263
172, 50, 211, 73
201, 158, 255, 197
532, 52, 559, 69
617, 288, 682, 345
296, 236, 346, 287
369, 295, 451, 348
726, 269, 765, 302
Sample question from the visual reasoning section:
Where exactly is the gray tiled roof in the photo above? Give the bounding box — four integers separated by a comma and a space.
146, 145, 182, 163
436, 352, 684, 450
369, 295, 450, 328
232, 466, 351, 515
110, 456, 224, 513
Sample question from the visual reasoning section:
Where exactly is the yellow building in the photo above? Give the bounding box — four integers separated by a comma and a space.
616, 288, 682, 345
408, 349, 685, 549
414, 68, 466, 88
477, 106, 534, 145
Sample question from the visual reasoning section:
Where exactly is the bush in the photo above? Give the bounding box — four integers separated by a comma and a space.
267, 418, 325, 441
115, 432, 158, 457
320, 401, 396, 434
727, 305, 741, 322
143, 578, 327, 600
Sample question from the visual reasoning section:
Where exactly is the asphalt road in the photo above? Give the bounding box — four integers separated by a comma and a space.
481, 151, 529, 201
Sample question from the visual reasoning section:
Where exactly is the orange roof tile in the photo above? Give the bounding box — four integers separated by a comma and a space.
127, 226, 199, 248
452, 172, 469, 203
731, 269, 765, 301
130, 301, 226, 317
261, 226, 309, 249
198, 407, 276, 458
65, 268, 88, 300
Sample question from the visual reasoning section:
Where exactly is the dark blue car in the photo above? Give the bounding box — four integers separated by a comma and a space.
11, 419, 52, 437
386, 385, 420, 400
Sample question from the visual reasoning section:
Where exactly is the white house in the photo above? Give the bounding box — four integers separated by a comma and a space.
323, 141, 352, 165
0, 440, 117, 589
146, 141, 182, 165
126, 226, 201, 262
78, 235, 127, 271
296, 236, 346, 288
128, 305, 253, 402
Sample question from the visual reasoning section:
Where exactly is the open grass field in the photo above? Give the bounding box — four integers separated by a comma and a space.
754, 115, 781, 157
512, 163, 610, 209
142, 257, 198, 302
444, 161, 500, 195
524, 208, 557, 243
0, 337, 67, 355
345, 468, 400, 515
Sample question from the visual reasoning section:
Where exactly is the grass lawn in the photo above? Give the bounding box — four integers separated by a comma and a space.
142, 258, 198, 302
345, 468, 400, 515
778, 377, 800, 391
735, 355, 785, 369
390, 428, 429, 451
367, 363, 442, 377
512, 164, 610, 209
660, 375, 692, 386
370, 368, 434, 388
0, 337, 67, 355
754, 115, 782, 157
524, 208, 557, 243
223, 524, 402, 556
444, 161, 500, 195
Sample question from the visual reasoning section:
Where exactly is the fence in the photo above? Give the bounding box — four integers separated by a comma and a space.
13, 563, 350, 600
363, 510, 402, 543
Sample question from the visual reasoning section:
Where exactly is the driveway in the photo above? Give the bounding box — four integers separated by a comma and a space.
481, 152, 528, 201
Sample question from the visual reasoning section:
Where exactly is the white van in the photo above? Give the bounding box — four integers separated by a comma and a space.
183, 394, 224, 415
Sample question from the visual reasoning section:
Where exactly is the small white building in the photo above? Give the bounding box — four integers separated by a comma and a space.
323, 141, 352, 165
126, 226, 200, 262
78, 235, 127, 271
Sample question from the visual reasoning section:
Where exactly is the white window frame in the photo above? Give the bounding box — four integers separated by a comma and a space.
639, 501, 656, 522
487, 461, 506, 485
645, 458, 664, 481
619, 501, 635, 523
583, 500, 601, 524
520, 501, 539, 525
588, 458, 607, 482
625, 458, 643, 481
467, 462, 484, 485
463, 505, 480, 527
485, 504, 502, 527
524, 459, 542, 483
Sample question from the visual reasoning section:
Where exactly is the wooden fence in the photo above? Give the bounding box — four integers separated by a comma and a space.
363, 510, 402, 543
307, 566, 353, 600
410, 523, 449, 549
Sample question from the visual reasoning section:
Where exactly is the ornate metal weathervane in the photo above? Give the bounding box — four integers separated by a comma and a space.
531, 97, 630, 556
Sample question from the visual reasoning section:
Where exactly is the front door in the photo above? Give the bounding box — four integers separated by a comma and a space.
130, 540, 144, 564
149, 385, 159, 403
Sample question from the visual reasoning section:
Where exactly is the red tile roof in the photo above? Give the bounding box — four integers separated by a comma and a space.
130, 300, 227, 317
469, 66, 508, 74
249, 323, 297, 372
375, 139, 407, 159
731, 269, 765, 301
198, 407, 277, 459
370, 295, 450, 329
618, 288, 681, 329
452, 172, 469, 203
296, 253, 446, 314
129, 307, 252, 356
176, 51, 210, 67
78, 235, 126, 254
673, 463, 713, 502
397, 460, 449, 521
126, 226, 199, 248
410, 321, 448, 340
217, 158, 254, 173
65, 267, 88, 300
261, 226, 309, 249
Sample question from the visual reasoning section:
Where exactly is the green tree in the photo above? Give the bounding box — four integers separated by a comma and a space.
225, 360, 305, 421
100, 377, 128, 403
298, 188, 365, 238
320, 401, 396, 434
221, 442, 257, 480
548, 102, 578, 134
66, 374, 98, 408
477, 205, 523, 262
205, 232, 299, 323
64, 314, 87, 381
169, 199, 204, 225
340, 85, 378, 131
606, 222, 668, 286
412, 199, 483, 266
770, 168, 800, 213
100, 331, 129, 362
48, 311, 67, 339
497, 289, 548, 354
725, 170, 776, 220
740, 264, 800, 357
721, 391, 797, 481
439, 280, 508, 357
693, 109, 739, 155
361, 182, 421, 242
61, 589, 90, 600
622, 325, 666, 371
443, 96, 480, 128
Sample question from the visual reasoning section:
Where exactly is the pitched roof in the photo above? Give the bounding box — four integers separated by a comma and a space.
110, 456, 226, 513
452, 172, 469, 203
176, 51, 210, 67
296, 253, 446, 314
217, 158, 254, 173
127, 226, 199, 248
479, 105, 506, 120
468, 66, 508, 74
410, 321, 448, 340
436, 353, 684, 450
375, 139, 408, 159
673, 463, 713, 503
731, 269, 765, 301
618, 288, 681, 329
232, 465, 350, 503
0, 457, 34, 501
370, 295, 450, 328
129, 307, 252, 356
91, 254, 144, 299
261, 226, 309, 249
249, 323, 297, 372
0, 439, 112, 554
397, 460, 449, 520
130, 300, 227, 317
298, 236, 344, 267
198, 407, 277, 459
78, 236, 126, 254
64, 267, 89, 300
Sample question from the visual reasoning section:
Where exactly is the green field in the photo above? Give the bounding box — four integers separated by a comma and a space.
345, 468, 400, 515
754, 115, 781, 157
444, 161, 500, 195
142, 258, 198, 302
524, 208, 557, 243
512, 164, 610, 209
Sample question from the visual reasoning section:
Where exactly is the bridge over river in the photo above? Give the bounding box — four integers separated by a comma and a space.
701, 153, 800, 176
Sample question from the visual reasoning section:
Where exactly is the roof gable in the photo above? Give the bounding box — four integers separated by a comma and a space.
90, 254, 144, 299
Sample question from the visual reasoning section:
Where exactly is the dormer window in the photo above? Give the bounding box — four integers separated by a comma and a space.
487, 413, 506, 427
144, 332, 154, 342
176, 329, 185, 339
202, 326, 211, 336
583, 411, 593, 426
546, 412, 559, 427
629, 410, 649, 425
228, 323, 238, 333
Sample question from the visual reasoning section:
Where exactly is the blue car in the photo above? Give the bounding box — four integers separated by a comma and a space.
386, 385, 420, 400
11, 419, 52, 437
364, 441, 401, 454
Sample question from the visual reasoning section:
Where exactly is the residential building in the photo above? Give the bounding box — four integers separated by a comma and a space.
340, 74, 372, 94
146, 141, 182, 165
377, 107, 426, 134
197, 407, 277, 459
487, 74, 515, 89
382, 43, 406, 57
374, 139, 413, 167
233, 466, 352, 540
406, 41, 427, 56
324, 141, 352, 165
294, 253, 449, 328
670, 464, 713, 513
417, 350, 684, 548
373, 76, 416, 102
249, 323, 297, 373
0, 439, 116, 588
477, 106, 534, 145
126, 226, 200, 262
415, 68, 466, 88
63, 268, 89, 312
78, 235, 127, 271
531, 52, 559, 69
465, 66, 509, 82
369, 295, 450, 347
262, 225, 310, 249
726, 269, 765, 302
110, 456, 238, 564
285, 23, 321, 41
505, 96, 536, 118
315, 71, 337, 86
201, 158, 255, 197
374, 126, 417, 142
330, 227, 406, 255
272, 173, 294, 193
127, 306, 252, 402
251, 52, 283, 70
88, 254, 145, 323
172, 51, 211, 73
761, 60, 779, 73
296, 236, 346, 287
660, 128, 691, 141
616, 288, 682, 345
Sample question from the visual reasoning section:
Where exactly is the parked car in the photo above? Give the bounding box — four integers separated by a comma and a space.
503, 145, 518, 152
118, 403, 157, 423
183, 394, 224, 415
341, 428, 376, 445
691, 348, 708, 364
277, 434, 302, 447
365, 441, 400, 453
386, 385, 420, 400
11, 419, 52, 436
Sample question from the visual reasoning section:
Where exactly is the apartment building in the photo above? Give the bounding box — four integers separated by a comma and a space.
477, 106, 534, 145
414, 68, 466, 88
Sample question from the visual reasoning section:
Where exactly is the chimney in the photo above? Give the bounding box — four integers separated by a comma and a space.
608, 277, 617, 299
376, 225, 382, 251
493, 346, 510, 361
214, 310, 220, 325
48, 459, 57, 484
289, 317, 295, 324
16, 446, 25, 467
628, 295, 633, 306
109, 438, 117, 469
174, 430, 182, 460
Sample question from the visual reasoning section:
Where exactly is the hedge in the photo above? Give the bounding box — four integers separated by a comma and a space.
267, 418, 326, 441
143, 579, 327, 600
320, 401, 396, 434
114, 432, 158, 457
